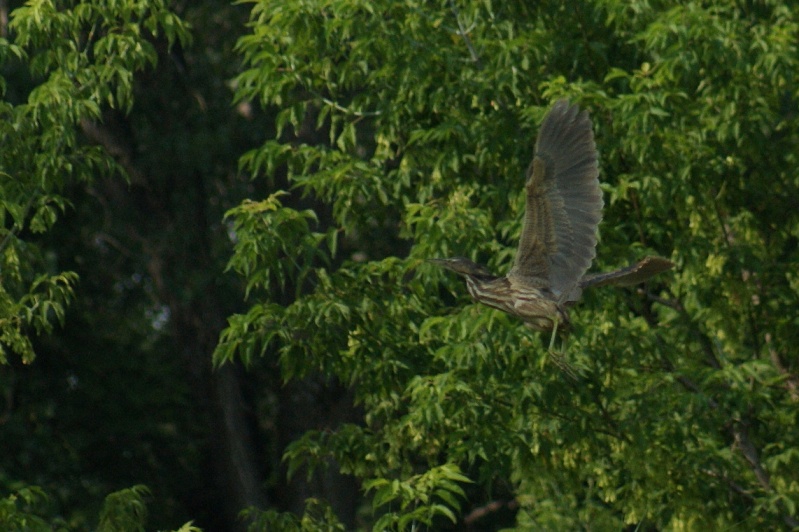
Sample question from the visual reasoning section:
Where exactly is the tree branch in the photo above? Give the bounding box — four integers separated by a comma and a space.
644, 296, 798, 527
449, 0, 481, 67
0, 0, 7, 38
731, 422, 799, 528
463, 498, 518, 526
80, 118, 145, 184
659, 320, 798, 528
764, 332, 799, 401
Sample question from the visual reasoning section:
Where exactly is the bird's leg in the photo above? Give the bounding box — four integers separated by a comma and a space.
548, 315, 560, 352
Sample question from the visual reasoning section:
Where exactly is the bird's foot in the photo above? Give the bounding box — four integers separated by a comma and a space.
547, 350, 578, 381
546, 316, 578, 380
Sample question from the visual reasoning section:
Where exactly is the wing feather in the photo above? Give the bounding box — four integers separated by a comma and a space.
510, 100, 603, 299
580, 256, 674, 290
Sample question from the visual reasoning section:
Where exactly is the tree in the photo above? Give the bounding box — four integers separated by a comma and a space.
218, 0, 799, 529
0, 0, 223, 529
3, 0, 331, 528
0, 0, 186, 365
2, 0, 799, 530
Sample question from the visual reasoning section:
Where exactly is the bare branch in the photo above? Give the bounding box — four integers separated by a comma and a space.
0, 0, 7, 38
463, 499, 518, 526
645, 291, 683, 311
765, 333, 799, 401
651, 309, 798, 528
449, 0, 481, 67
665, 330, 798, 528
732, 422, 799, 528
319, 97, 382, 118
80, 118, 145, 184
701, 468, 752, 500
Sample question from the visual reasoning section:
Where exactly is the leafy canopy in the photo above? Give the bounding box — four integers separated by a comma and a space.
1, 0, 191, 525
220, 0, 799, 529
0, 0, 189, 364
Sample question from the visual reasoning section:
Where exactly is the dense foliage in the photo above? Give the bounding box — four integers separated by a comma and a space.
1, 0, 798, 530
0, 0, 186, 364
0, 0, 202, 529
219, 0, 799, 529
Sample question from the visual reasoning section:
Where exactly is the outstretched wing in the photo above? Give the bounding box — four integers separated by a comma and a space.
509, 100, 603, 300
580, 256, 674, 290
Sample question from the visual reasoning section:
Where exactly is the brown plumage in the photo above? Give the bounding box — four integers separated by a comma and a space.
430, 100, 674, 333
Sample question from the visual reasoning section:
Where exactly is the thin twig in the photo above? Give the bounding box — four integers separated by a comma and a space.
0, 191, 39, 255
764, 332, 799, 401
645, 292, 682, 311
732, 422, 799, 528
654, 306, 799, 529
701, 469, 752, 500
449, 0, 482, 67
320, 97, 382, 118
294, 73, 382, 118
640, 286, 796, 526
463, 498, 518, 526
0, 0, 7, 38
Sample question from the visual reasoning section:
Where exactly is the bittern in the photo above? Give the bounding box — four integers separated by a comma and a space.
430, 100, 673, 345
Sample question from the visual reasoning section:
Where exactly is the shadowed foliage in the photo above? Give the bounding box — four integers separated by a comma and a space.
2, 0, 799, 530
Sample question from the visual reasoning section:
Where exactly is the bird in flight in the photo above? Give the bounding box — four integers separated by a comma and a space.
430, 100, 673, 346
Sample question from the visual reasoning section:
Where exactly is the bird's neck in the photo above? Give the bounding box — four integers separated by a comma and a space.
465, 272, 498, 285
463, 273, 499, 296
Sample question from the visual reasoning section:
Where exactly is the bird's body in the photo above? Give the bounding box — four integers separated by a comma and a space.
472, 277, 565, 332
430, 100, 673, 333
459, 271, 564, 331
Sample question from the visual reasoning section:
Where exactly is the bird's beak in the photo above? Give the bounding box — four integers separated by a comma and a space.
427, 258, 447, 266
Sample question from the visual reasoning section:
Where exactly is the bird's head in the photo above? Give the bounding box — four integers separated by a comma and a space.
428, 257, 496, 280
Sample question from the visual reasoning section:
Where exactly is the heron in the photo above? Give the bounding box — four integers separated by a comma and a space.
430, 100, 673, 349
